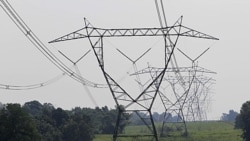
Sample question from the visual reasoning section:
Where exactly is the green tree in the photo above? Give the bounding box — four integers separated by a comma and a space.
221, 110, 238, 122
0, 103, 40, 141
35, 119, 61, 141
23, 101, 62, 141
52, 108, 69, 128
235, 114, 244, 129
62, 112, 94, 141
101, 111, 115, 134
23, 100, 43, 117
0, 102, 3, 109
237, 101, 250, 141
35, 103, 62, 141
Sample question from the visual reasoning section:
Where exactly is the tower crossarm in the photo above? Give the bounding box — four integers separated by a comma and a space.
49, 27, 165, 43
130, 66, 216, 76
49, 24, 218, 43
178, 25, 219, 40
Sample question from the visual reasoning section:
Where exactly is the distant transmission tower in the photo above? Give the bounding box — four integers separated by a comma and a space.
130, 47, 217, 137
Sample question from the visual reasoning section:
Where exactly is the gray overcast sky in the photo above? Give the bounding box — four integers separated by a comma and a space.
0, 0, 250, 120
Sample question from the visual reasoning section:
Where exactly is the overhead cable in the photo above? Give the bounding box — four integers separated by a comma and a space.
0, 0, 106, 88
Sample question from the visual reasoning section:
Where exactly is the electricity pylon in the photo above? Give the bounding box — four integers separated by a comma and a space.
1, 0, 218, 140
133, 62, 216, 137
50, 17, 218, 141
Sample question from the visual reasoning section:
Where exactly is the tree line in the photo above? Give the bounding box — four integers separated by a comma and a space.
0, 101, 124, 141
220, 109, 238, 122
1, 100, 250, 141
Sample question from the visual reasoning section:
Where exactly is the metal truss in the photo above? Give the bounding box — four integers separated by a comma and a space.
184, 75, 215, 122
131, 66, 216, 76
50, 16, 218, 141
0, 0, 219, 140
49, 18, 218, 44
143, 62, 216, 136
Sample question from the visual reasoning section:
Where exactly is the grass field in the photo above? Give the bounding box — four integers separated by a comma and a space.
93, 121, 242, 141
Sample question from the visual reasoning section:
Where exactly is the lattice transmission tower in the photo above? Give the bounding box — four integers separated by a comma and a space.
50, 15, 218, 140
131, 57, 216, 137
0, 0, 219, 140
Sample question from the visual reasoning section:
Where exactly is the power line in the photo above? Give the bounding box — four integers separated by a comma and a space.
0, 73, 65, 90
0, 0, 107, 88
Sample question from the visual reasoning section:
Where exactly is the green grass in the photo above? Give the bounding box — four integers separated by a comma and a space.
160, 121, 242, 141
94, 134, 113, 141
94, 121, 242, 141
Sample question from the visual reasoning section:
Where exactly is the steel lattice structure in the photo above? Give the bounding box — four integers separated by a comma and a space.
50, 16, 218, 141
132, 62, 216, 137
141, 46, 216, 136
0, 0, 219, 140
